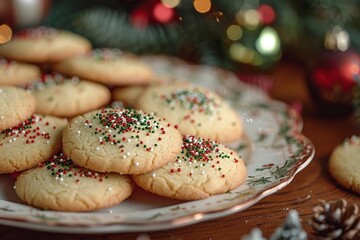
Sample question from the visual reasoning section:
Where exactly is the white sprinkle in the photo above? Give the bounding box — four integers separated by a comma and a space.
107, 187, 112, 191
0, 116, 4, 119
108, 129, 112, 133
152, 173, 156, 178
46, 140, 50, 144
134, 162, 139, 166
201, 170, 206, 175
127, 139, 132, 143
13, 185, 16, 189
74, 120, 78, 123
96, 147, 100, 151
77, 130, 81, 134
123, 155, 127, 159
8, 139, 12, 143
126, 152, 131, 156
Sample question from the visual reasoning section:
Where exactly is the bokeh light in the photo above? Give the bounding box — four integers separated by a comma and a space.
161, 0, 181, 8
229, 43, 253, 63
243, 9, 260, 29
257, 4, 276, 25
255, 26, 280, 55
193, 0, 211, 13
153, 3, 175, 23
0, 24, 12, 44
226, 25, 242, 41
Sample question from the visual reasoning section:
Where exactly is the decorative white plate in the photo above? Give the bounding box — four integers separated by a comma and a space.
0, 56, 314, 233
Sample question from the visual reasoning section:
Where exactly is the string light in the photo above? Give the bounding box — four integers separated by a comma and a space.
193, 0, 211, 13
0, 24, 12, 44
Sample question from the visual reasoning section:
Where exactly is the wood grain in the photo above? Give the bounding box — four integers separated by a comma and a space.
0, 63, 359, 240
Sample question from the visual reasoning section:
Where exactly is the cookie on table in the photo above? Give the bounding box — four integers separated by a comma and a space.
0, 27, 91, 64
27, 74, 111, 118
0, 86, 36, 131
0, 115, 67, 174
62, 108, 182, 174
0, 58, 40, 86
329, 135, 360, 194
52, 48, 154, 86
132, 135, 247, 200
134, 83, 243, 144
15, 153, 134, 212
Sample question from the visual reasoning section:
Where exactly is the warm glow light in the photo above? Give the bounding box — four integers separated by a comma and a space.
243, 9, 260, 29
226, 25, 242, 41
229, 43, 253, 63
255, 26, 280, 55
161, 0, 181, 8
0, 24, 12, 44
193, 0, 211, 13
153, 3, 174, 23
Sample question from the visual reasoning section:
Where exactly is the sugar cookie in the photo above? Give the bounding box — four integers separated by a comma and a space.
0, 27, 91, 63
28, 74, 111, 118
15, 153, 134, 211
134, 83, 243, 143
0, 86, 35, 131
0, 115, 67, 173
329, 135, 360, 194
52, 48, 154, 86
62, 108, 182, 174
132, 135, 247, 200
0, 58, 40, 86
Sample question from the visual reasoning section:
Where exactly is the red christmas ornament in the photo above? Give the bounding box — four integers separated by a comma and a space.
307, 49, 360, 117
0, 0, 51, 29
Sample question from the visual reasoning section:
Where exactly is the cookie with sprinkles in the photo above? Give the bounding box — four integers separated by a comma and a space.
0, 86, 36, 131
52, 48, 154, 86
329, 135, 360, 194
27, 73, 111, 118
132, 135, 247, 200
15, 153, 134, 211
0, 58, 40, 86
62, 108, 183, 174
0, 115, 67, 174
134, 83, 243, 144
0, 27, 91, 63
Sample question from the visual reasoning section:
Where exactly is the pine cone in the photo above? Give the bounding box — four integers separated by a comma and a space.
309, 199, 360, 239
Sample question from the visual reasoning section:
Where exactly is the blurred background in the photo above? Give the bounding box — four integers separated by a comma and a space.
1, 0, 360, 118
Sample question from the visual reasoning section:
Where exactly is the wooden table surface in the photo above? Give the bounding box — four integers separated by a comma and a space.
0, 63, 359, 239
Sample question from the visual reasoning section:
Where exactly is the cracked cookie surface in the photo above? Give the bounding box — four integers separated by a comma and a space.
15, 153, 134, 211
329, 135, 360, 194
132, 135, 247, 200
62, 108, 182, 174
28, 75, 111, 118
0, 114, 67, 173
134, 83, 243, 144
0, 86, 36, 131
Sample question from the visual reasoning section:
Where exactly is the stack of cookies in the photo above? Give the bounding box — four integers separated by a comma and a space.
0, 26, 247, 212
